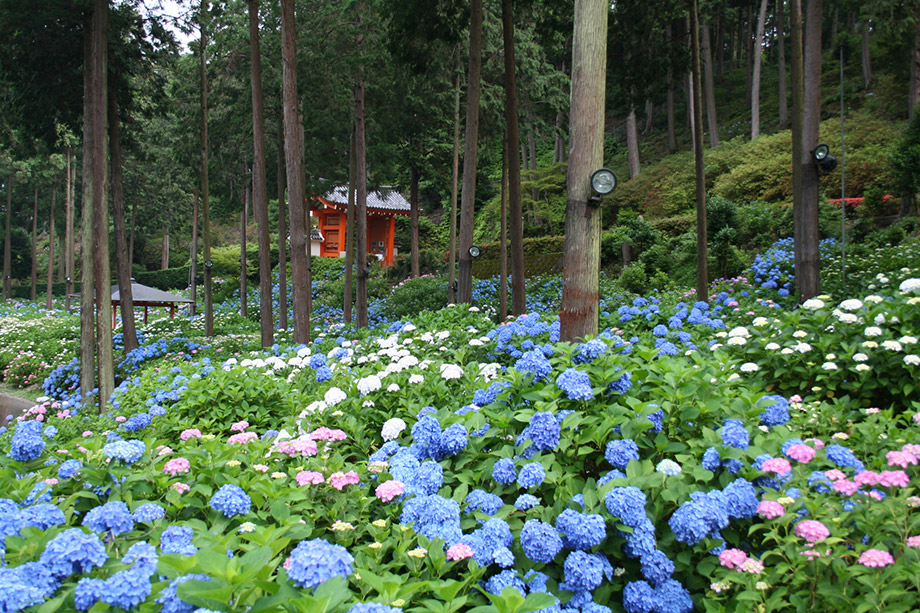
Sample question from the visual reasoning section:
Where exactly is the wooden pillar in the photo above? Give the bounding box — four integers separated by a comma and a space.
386, 216, 396, 266
144, 306, 148, 324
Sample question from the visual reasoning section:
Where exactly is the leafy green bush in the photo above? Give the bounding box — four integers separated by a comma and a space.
619, 263, 648, 294
382, 275, 449, 320
707, 194, 740, 237
135, 266, 197, 291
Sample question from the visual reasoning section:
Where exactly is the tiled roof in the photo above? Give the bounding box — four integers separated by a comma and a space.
111, 282, 193, 303
321, 186, 410, 212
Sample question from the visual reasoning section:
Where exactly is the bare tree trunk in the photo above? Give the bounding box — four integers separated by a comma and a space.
457, 0, 483, 304
355, 73, 369, 327
910, 16, 920, 119
448, 66, 460, 304
64, 149, 73, 309
109, 83, 138, 353
751, 0, 769, 139
643, 98, 654, 135
861, 23, 872, 88
281, 0, 310, 342
200, 0, 214, 337
3, 175, 12, 301
778, 0, 788, 126
190, 189, 198, 317
161, 234, 169, 269
554, 38, 570, 164
560, 0, 607, 342
716, 15, 724, 80
240, 198, 247, 318
30, 186, 38, 301
502, 0, 526, 316
79, 21, 95, 403
46, 183, 55, 310
276, 125, 287, 330
527, 119, 539, 203
796, 0, 822, 300
667, 78, 677, 152
626, 108, 641, 178
690, 0, 708, 303
249, 0, 272, 347
499, 135, 508, 321
344, 129, 355, 321
410, 164, 419, 277
702, 21, 719, 147
745, 3, 753, 106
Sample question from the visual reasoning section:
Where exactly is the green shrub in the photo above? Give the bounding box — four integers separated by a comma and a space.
135, 266, 197, 291
706, 194, 740, 237
601, 227, 630, 267
382, 275, 449, 320
618, 263, 648, 295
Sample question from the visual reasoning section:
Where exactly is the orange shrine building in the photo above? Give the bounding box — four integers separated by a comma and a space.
311, 186, 410, 266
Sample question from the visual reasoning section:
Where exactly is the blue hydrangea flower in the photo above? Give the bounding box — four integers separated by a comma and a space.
608, 371, 633, 395
0, 562, 58, 611
555, 509, 606, 550
605, 438, 639, 470
100, 567, 153, 609
759, 395, 790, 426
520, 519, 563, 563
75, 577, 106, 611
573, 339, 607, 364
561, 551, 611, 592
656, 342, 678, 357
517, 462, 545, 489
347, 604, 403, 613
623, 580, 659, 613
466, 518, 513, 566
161, 525, 197, 555
83, 501, 135, 536
493, 546, 515, 567
287, 539, 354, 590
514, 494, 540, 511
514, 349, 553, 383
102, 439, 146, 464
21, 504, 65, 530
465, 489, 503, 516
640, 550, 674, 587
411, 415, 441, 447
622, 524, 657, 559
492, 458, 517, 485
435, 423, 468, 458
808, 470, 833, 493
722, 479, 758, 519
654, 579, 694, 613
57, 459, 82, 480
40, 528, 107, 578
400, 495, 461, 544
209, 484, 251, 518
604, 486, 648, 528
483, 569, 525, 596
156, 573, 212, 613
122, 541, 159, 576
720, 419, 750, 450
556, 368, 594, 401
527, 412, 560, 451
408, 460, 443, 496
315, 366, 333, 382
133, 503, 166, 523
9, 420, 45, 462
825, 444, 865, 472
702, 447, 721, 472
123, 412, 152, 432
668, 490, 729, 545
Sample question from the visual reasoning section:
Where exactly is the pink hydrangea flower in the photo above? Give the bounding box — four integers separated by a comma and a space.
282, 556, 292, 570
794, 520, 830, 543
833, 480, 859, 496
854, 471, 879, 487
762, 458, 792, 475
82, 431, 93, 437
157, 446, 174, 457
907, 535, 920, 548
867, 490, 884, 501
329, 471, 360, 491
790, 395, 803, 403
858, 549, 894, 568
163, 457, 191, 476
800, 548, 830, 559
824, 469, 846, 481
44, 478, 58, 486
309, 427, 348, 441
739, 559, 764, 575
295, 471, 325, 486
903, 444, 920, 456
374, 480, 405, 502
808, 438, 825, 450
180, 428, 202, 441
253, 464, 269, 472
757, 500, 785, 519
228, 432, 258, 445
230, 420, 250, 432
878, 470, 909, 487
171, 482, 191, 494
719, 548, 748, 569
56, 410, 70, 419
913, 412, 920, 426
273, 439, 318, 457
786, 444, 816, 463
886, 450, 918, 468
446, 543, 474, 561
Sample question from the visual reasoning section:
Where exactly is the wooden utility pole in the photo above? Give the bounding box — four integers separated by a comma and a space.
559, 0, 608, 341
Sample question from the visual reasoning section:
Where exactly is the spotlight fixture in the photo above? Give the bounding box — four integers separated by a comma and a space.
811, 144, 837, 175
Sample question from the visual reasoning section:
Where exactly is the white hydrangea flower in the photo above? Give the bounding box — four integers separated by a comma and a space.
728, 326, 750, 338
726, 373, 741, 382
408, 374, 424, 384
387, 383, 400, 392
882, 340, 903, 352
402, 324, 417, 333
874, 314, 886, 325
362, 399, 375, 408
469, 339, 483, 346
740, 362, 760, 373
324, 387, 347, 406
899, 278, 920, 293
781, 347, 794, 355
900, 336, 918, 345
834, 311, 859, 324
864, 295, 884, 304
821, 362, 838, 371
440, 364, 464, 380
710, 343, 723, 351
381, 418, 407, 441
300, 400, 327, 416
855, 363, 870, 372
852, 353, 869, 362
802, 298, 825, 310
794, 342, 812, 353
793, 330, 808, 338
838, 299, 863, 311
726, 336, 748, 346
357, 375, 382, 395
296, 347, 312, 358
904, 355, 920, 366
420, 332, 434, 343
436, 330, 451, 340
765, 342, 781, 351
864, 326, 883, 337
468, 306, 480, 312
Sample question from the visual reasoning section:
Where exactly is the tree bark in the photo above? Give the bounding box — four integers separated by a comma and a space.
276, 123, 287, 330
30, 186, 38, 302
559, 0, 607, 342
200, 0, 214, 337
108, 83, 138, 353
502, 0, 526, 316
410, 164, 419, 277
790, 0, 806, 302
343, 129, 355, 322
64, 148, 73, 302
745, 3, 753, 106
777, 0, 788, 126
796, 0, 822, 300
861, 23, 872, 88
499, 135, 508, 321
281, 0, 310, 342
79, 21, 95, 404
626, 108, 641, 178
457, 0, 483, 304
690, 0, 708, 303
667, 78, 676, 153
355, 73, 368, 327
643, 98, 654, 135
190, 189, 198, 317
161, 234, 169, 269
240, 194, 247, 318
751, 0, 769, 139
46, 183, 55, 311
702, 21, 719, 147
910, 15, 920, 119
3, 175, 12, 301
249, 0, 273, 347
448, 66, 460, 304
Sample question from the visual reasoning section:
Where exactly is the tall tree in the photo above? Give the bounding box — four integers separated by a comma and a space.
30, 185, 37, 301
560, 0, 608, 342
626, 107, 640, 178
354, 4, 369, 328
751, 0, 769, 139
45, 179, 55, 311
501, 0, 525, 316
448, 65, 460, 304
200, 0, 214, 337
281, 0, 310, 342
777, 0, 788, 126
457, 0, 484, 304
690, 0, 708, 302
2, 173, 11, 300
249, 0, 273, 348
701, 19, 719, 147
276, 125, 287, 330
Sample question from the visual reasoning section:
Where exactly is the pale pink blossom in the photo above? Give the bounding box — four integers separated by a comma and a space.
885, 453, 915, 468
163, 457, 191, 476
867, 490, 884, 501
719, 548, 748, 569
858, 549, 894, 568
739, 559, 764, 575
824, 469, 846, 481
762, 458, 792, 475
82, 431, 93, 437
228, 432, 258, 445
157, 446, 174, 457
757, 500, 785, 519
854, 471, 880, 487
56, 410, 70, 419
786, 444, 816, 463
446, 543, 474, 561
309, 427, 348, 441
807, 438, 825, 450
230, 420, 250, 432
282, 557, 292, 570
295, 471, 325, 486
800, 548, 830, 559
329, 470, 360, 490
907, 536, 920, 548
878, 470, 909, 487
794, 520, 830, 543
44, 478, 58, 486
274, 438, 318, 457
374, 480, 405, 502
790, 395, 803, 403
115, 416, 127, 423
171, 482, 191, 494
180, 428, 202, 441
833, 479, 859, 496
253, 464, 269, 472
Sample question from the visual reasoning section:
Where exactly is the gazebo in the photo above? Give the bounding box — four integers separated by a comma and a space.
311, 186, 410, 266
71, 281, 193, 325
